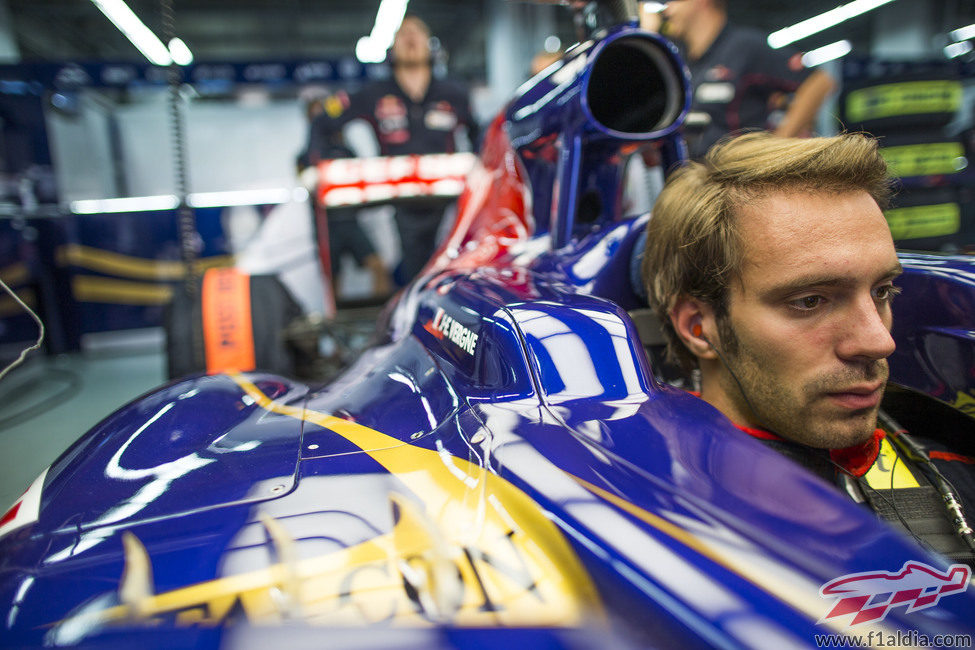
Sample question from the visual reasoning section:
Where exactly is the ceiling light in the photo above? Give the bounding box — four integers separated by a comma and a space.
768, 0, 898, 49
801, 39, 852, 66
89, 0, 171, 65
188, 189, 294, 208
356, 0, 410, 63
950, 23, 975, 43
71, 195, 179, 214
168, 38, 193, 66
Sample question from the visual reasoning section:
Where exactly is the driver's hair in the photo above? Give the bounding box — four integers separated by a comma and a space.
642, 132, 892, 371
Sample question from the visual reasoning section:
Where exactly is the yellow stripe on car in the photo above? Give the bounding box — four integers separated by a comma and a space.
82, 374, 602, 629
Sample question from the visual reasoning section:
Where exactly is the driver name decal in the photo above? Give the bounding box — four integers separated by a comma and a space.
426, 307, 479, 356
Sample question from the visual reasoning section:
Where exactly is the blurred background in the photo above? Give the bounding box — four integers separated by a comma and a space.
0, 0, 973, 505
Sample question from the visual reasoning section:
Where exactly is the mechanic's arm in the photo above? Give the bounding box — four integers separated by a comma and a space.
773, 69, 836, 138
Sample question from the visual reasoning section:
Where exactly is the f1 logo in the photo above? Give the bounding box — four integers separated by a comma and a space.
819, 561, 970, 626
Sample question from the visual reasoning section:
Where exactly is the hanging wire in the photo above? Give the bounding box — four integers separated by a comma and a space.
0, 277, 44, 382
160, 0, 203, 366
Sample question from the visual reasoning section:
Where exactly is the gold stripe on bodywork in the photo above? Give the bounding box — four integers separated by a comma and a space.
566, 474, 908, 644
83, 375, 602, 630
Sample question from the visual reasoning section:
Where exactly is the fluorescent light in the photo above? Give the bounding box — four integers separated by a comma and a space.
950, 23, 975, 42
90, 0, 172, 65
801, 40, 852, 66
168, 38, 193, 66
356, 37, 384, 63
945, 41, 973, 59
768, 0, 898, 49
188, 188, 294, 208
356, 0, 410, 63
71, 195, 178, 214
71, 188, 308, 214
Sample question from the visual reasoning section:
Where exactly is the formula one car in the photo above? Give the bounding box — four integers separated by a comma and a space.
2, 1, 974, 647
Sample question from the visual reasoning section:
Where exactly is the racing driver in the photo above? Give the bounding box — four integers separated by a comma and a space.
641, 132, 975, 560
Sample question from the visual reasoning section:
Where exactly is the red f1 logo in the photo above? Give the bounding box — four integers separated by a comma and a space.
819, 561, 970, 626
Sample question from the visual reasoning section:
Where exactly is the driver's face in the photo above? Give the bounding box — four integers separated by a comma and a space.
706, 189, 901, 449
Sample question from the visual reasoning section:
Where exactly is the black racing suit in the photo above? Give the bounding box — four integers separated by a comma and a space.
309, 76, 478, 285
683, 23, 814, 159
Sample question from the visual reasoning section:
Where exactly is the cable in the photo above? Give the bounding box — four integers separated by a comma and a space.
848, 453, 928, 549
700, 334, 778, 435
882, 412, 975, 554
161, 0, 202, 366
0, 276, 44, 383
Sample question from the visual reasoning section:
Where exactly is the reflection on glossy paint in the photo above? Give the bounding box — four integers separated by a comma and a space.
477, 404, 856, 644
389, 371, 439, 431
5, 576, 34, 628
45, 399, 267, 564
600, 396, 650, 421
45, 383, 603, 634
513, 305, 648, 402
516, 309, 603, 401
570, 225, 628, 281
578, 307, 645, 397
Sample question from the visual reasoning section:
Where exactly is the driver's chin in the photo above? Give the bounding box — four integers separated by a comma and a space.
793, 404, 879, 450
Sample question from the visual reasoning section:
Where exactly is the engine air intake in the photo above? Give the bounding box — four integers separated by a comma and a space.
586, 36, 684, 135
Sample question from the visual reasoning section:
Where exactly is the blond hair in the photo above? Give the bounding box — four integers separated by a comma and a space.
642, 132, 892, 369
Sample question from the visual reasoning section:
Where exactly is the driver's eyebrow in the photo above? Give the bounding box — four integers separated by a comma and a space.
760, 262, 903, 301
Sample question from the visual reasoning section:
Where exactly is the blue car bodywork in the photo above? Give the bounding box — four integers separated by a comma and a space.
2, 19, 974, 649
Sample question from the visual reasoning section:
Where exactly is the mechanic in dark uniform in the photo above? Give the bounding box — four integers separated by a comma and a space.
641, 132, 975, 565
647, 0, 835, 158
299, 96, 392, 301
309, 14, 478, 286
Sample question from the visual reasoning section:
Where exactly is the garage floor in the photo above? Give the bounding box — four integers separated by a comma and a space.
0, 329, 166, 509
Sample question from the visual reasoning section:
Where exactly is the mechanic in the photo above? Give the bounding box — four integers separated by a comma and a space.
644, 0, 835, 159
308, 15, 478, 286
641, 132, 975, 560
300, 96, 392, 301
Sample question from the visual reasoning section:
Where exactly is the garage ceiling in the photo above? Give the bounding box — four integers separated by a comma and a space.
5, 0, 974, 82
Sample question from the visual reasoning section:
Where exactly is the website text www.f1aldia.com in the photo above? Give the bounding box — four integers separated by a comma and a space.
815, 630, 973, 647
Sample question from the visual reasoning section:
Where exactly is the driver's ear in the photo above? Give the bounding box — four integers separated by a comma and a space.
671, 296, 718, 361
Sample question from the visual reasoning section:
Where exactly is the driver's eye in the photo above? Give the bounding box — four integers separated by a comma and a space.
791, 295, 823, 311
874, 285, 901, 302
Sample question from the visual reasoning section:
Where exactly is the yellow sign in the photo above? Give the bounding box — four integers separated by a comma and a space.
863, 437, 920, 490
846, 80, 962, 122
884, 203, 960, 241
881, 142, 966, 178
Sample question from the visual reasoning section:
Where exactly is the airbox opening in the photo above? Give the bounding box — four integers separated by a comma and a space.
586, 36, 683, 134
